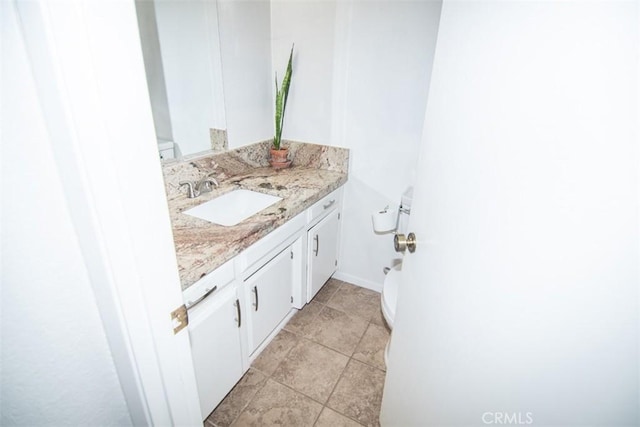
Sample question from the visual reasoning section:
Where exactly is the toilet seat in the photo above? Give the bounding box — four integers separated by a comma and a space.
381, 264, 401, 329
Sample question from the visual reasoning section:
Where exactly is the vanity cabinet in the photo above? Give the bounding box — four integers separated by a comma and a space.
183, 185, 343, 420
307, 207, 341, 301
244, 244, 296, 353
306, 188, 343, 302
188, 283, 244, 420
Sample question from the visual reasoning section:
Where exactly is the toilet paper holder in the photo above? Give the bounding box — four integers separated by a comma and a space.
372, 205, 398, 234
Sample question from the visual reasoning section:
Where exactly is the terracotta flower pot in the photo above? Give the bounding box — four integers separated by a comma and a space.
269, 148, 291, 169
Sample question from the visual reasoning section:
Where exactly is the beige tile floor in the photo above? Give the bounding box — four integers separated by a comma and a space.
205, 279, 390, 427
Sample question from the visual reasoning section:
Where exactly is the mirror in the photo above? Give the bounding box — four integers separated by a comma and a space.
136, 0, 228, 158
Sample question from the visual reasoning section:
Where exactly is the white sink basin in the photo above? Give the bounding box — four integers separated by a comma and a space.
183, 189, 282, 226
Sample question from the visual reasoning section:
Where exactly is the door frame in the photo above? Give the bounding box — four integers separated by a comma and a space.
14, 1, 200, 424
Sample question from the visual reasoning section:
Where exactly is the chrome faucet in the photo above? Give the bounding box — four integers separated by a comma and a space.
179, 181, 198, 198
196, 176, 219, 194
179, 174, 219, 199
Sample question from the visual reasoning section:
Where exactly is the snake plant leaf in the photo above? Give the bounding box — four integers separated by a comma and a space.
280, 45, 294, 129
275, 73, 282, 149
273, 44, 294, 150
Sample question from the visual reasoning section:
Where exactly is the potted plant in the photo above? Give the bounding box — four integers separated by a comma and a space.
270, 44, 294, 169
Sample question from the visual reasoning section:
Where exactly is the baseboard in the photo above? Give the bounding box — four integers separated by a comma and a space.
333, 271, 383, 293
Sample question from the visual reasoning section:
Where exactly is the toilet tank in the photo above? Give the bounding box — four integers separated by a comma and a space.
398, 186, 414, 234
158, 139, 175, 160
401, 186, 414, 211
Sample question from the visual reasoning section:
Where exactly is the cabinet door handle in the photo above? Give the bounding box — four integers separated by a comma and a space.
314, 235, 319, 256
323, 199, 336, 210
185, 285, 218, 311
235, 298, 241, 328
252, 285, 259, 311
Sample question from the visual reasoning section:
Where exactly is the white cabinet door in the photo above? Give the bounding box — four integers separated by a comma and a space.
188, 284, 244, 420
308, 208, 340, 301
244, 247, 294, 353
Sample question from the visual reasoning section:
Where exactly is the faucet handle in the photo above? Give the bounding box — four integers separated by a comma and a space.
196, 177, 219, 194
179, 181, 199, 198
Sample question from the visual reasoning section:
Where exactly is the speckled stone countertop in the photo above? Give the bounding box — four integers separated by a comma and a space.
162, 141, 349, 290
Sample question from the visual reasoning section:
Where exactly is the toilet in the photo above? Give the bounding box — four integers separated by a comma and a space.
378, 186, 413, 365
158, 138, 176, 160
158, 138, 183, 160
380, 186, 413, 328
381, 264, 401, 329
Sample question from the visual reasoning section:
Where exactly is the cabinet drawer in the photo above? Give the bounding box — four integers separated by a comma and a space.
182, 258, 235, 310
236, 212, 305, 275
308, 187, 343, 224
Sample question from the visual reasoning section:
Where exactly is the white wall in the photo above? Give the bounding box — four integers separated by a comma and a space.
336, 1, 442, 290
271, 1, 337, 145
218, 0, 273, 148
1, 3, 132, 424
270, 0, 442, 290
135, 0, 174, 144
153, 0, 227, 155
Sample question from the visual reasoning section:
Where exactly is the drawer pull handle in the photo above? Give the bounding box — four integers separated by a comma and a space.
253, 286, 259, 311
314, 235, 320, 256
185, 285, 218, 311
323, 199, 336, 210
235, 298, 241, 328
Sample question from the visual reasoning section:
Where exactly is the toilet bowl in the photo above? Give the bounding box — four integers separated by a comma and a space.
381, 264, 401, 330
378, 186, 413, 331
381, 264, 401, 367
372, 186, 413, 367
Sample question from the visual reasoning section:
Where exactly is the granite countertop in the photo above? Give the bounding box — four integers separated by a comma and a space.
163, 141, 349, 290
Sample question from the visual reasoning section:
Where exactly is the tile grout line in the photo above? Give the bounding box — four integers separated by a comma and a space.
322, 358, 359, 425
220, 371, 269, 427
323, 283, 382, 324
265, 377, 332, 417
253, 328, 348, 409
317, 280, 385, 426
351, 322, 389, 373
327, 354, 386, 427
293, 325, 363, 361
252, 328, 301, 377
315, 279, 369, 425
271, 333, 350, 384
260, 328, 355, 420
238, 328, 313, 425
351, 319, 373, 357
322, 301, 380, 327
